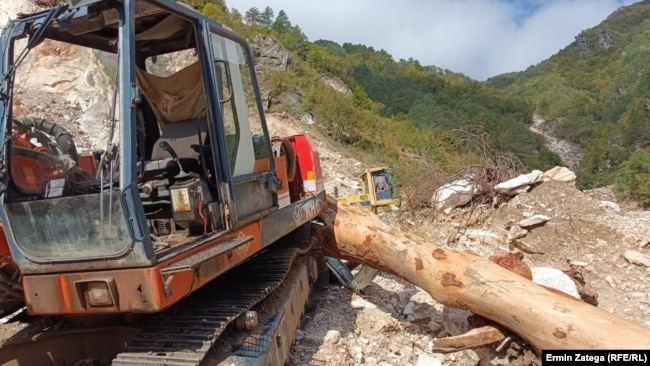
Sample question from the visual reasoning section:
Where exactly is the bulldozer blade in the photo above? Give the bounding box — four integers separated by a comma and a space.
349, 266, 379, 290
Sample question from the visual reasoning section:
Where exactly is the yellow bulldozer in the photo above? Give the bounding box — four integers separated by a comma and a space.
329, 167, 400, 290
337, 167, 400, 213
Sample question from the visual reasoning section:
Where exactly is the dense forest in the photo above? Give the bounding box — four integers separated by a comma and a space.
186, 0, 650, 204
487, 0, 650, 202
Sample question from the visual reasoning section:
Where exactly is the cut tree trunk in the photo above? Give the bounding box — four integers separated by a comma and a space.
314, 197, 650, 353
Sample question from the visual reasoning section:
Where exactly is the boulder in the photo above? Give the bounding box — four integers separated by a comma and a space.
544, 166, 576, 182
518, 215, 550, 228
431, 179, 479, 210
623, 250, 650, 267
531, 267, 580, 299
495, 170, 544, 196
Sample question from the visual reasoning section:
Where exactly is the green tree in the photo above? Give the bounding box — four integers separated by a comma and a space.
313, 40, 348, 58
230, 8, 242, 22
189, 0, 227, 13
188, 0, 206, 8
272, 10, 291, 34
279, 25, 309, 54
352, 85, 374, 111
227, 9, 244, 33
259, 6, 274, 28
305, 44, 348, 76
617, 149, 650, 205
202, 3, 227, 22
244, 7, 260, 25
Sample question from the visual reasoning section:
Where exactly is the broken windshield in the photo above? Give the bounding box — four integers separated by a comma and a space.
7, 25, 119, 197
0, 4, 132, 263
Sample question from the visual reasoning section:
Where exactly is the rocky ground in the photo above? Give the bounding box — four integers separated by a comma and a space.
286, 186, 650, 365
267, 115, 650, 366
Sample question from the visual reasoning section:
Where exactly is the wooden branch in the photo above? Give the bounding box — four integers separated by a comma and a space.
432, 325, 505, 353
314, 198, 650, 353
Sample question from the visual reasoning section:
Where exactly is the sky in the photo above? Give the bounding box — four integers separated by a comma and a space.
225, 0, 637, 81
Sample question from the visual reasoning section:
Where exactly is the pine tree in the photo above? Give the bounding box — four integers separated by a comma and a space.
258, 6, 274, 29
244, 7, 260, 25
272, 10, 291, 34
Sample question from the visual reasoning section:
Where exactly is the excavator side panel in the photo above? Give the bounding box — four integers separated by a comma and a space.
22, 190, 325, 314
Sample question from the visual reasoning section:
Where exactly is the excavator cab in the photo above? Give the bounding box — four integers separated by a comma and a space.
0, 0, 324, 315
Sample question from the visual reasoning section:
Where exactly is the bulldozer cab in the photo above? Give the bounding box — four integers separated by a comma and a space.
362, 167, 399, 209
337, 167, 400, 213
0, 0, 279, 273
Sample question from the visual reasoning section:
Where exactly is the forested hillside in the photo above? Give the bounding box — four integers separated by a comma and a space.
310, 41, 560, 171
187, 0, 650, 203
488, 0, 650, 201
184, 0, 561, 183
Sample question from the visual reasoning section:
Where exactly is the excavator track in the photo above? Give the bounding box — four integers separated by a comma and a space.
0, 260, 23, 317
114, 233, 312, 366
0, 225, 318, 366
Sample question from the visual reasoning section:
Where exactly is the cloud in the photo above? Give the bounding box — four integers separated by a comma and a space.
226, 0, 636, 80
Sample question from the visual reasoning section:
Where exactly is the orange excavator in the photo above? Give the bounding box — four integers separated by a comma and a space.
0, 0, 326, 320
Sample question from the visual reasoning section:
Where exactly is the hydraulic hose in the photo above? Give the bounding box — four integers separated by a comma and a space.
14, 116, 79, 163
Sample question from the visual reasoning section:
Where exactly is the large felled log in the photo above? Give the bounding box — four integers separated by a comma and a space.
314, 197, 650, 353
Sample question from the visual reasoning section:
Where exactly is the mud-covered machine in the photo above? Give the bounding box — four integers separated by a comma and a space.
0, 0, 325, 318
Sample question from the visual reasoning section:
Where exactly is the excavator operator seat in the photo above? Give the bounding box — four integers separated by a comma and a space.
150, 117, 208, 161
141, 117, 208, 181
138, 117, 211, 235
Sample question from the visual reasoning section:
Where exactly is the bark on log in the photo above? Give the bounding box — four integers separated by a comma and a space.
314, 198, 650, 353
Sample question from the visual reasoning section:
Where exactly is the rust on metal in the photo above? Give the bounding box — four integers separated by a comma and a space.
414, 257, 424, 271
432, 248, 447, 260
553, 327, 568, 339
441, 272, 464, 288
